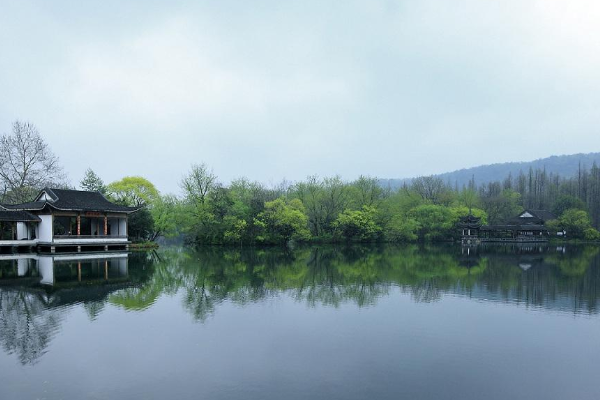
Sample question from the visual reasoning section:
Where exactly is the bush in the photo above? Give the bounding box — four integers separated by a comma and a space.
583, 228, 600, 241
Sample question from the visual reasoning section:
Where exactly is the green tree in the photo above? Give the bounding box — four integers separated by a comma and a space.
481, 189, 523, 224
80, 168, 106, 194
385, 215, 419, 242
408, 204, 456, 241
181, 163, 217, 205
128, 207, 155, 241
552, 195, 586, 217
334, 206, 381, 241
348, 176, 386, 208
106, 176, 159, 207
292, 175, 350, 238
223, 216, 248, 245
557, 209, 594, 239
149, 195, 179, 240
106, 176, 160, 242
458, 188, 480, 211
254, 198, 310, 244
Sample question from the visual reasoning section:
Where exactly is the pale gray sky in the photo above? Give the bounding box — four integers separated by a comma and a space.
1, 0, 599, 194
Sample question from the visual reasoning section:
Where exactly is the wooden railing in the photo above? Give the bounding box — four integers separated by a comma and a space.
53, 235, 128, 239
480, 237, 548, 242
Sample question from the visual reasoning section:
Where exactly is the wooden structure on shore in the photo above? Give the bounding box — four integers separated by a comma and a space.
459, 210, 556, 244
0, 188, 137, 254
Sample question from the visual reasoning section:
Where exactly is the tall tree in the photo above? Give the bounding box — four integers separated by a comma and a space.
80, 168, 106, 194
411, 176, 448, 205
0, 121, 66, 203
181, 163, 217, 205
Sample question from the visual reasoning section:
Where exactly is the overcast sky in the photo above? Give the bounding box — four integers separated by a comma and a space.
1, 0, 599, 194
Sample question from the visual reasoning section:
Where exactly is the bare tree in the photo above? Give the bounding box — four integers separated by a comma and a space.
0, 121, 66, 203
410, 176, 447, 204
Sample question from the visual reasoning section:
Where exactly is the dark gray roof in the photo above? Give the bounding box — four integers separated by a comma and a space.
3, 201, 46, 211
526, 210, 557, 222
0, 210, 41, 222
42, 188, 138, 213
6, 188, 138, 214
481, 224, 547, 231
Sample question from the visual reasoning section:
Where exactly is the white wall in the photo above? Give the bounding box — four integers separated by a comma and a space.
119, 218, 127, 237
16, 222, 28, 240
38, 215, 53, 242
108, 218, 119, 236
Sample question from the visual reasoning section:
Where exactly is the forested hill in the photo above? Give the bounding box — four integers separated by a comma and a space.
381, 152, 600, 189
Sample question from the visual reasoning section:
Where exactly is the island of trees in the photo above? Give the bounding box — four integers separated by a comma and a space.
2, 120, 599, 245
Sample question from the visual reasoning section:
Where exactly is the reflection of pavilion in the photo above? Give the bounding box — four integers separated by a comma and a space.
0, 253, 129, 287
458, 243, 553, 270
0, 252, 131, 365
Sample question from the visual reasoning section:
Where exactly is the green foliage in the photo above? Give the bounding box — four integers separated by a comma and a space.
384, 215, 419, 242
408, 204, 456, 241
180, 163, 217, 204
583, 228, 600, 241
254, 198, 310, 244
348, 176, 386, 208
128, 207, 155, 242
334, 206, 381, 242
552, 195, 586, 217
481, 189, 523, 225
292, 175, 350, 237
545, 219, 562, 234
106, 176, 159, 207
450, 206, 488, 225
80, 168, 106, 194
458, 188, 480, 210
557, 209, 594, 239
223, 216, 248, 245
150, 195, 179, 240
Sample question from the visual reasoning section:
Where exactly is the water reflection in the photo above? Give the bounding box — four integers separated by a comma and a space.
0, 253, 136, 364
1, 245, 599, 365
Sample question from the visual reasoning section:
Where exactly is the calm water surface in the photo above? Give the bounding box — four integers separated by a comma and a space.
1, 244, 600, 400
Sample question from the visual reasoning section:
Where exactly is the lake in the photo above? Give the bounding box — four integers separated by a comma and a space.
1, 244, 600, 400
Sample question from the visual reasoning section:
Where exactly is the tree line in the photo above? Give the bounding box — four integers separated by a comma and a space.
1, 120, 599, 244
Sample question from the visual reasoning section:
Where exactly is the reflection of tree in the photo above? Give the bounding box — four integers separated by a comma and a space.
546, 247, 599, 277
123, 244, 490, 322
83, 301, 105, 321
2, 244, 600, 366
0, 289, 62, 365
109, 251, 174, 311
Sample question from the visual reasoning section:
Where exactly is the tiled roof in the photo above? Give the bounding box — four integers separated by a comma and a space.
3, 201, 46, 211
5, 188, 138, 213
0, 210, 42, 222
527, 210, 557, 222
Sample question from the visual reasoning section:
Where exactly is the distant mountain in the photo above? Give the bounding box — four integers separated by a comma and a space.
380, 152, 600, 190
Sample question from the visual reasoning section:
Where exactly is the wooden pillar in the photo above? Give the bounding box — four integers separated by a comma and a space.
77, 215, 81, 236
104, 216, 108, 236
78, 262, 82, 282
104, 260, 108, 280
